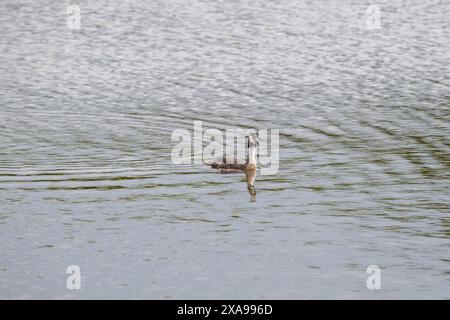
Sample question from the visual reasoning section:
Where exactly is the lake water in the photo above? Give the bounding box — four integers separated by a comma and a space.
0, 0, 449, 299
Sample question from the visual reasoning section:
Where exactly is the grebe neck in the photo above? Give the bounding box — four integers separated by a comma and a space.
248, 145, 257, 165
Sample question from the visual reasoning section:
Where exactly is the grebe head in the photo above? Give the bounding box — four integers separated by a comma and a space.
248, 134, 259, 148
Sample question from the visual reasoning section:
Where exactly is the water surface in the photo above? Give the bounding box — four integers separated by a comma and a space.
0, 0, 449, 299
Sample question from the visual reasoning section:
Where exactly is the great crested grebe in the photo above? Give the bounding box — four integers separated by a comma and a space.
205, 134, 259, 202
